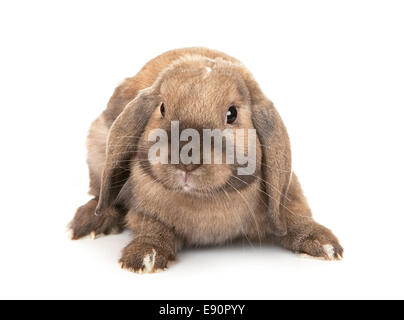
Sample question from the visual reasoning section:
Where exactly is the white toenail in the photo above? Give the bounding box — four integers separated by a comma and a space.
142, 249, 157, 273
322, 244, 335, 259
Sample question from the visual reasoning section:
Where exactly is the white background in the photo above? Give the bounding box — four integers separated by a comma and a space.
1, 0, 403, 299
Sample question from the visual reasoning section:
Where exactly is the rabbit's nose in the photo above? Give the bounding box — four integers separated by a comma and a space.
178, 163, 201, 172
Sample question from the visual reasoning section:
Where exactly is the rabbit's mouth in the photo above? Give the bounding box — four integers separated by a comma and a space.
164, 165, 229, 196
175, 168, 207, 193
141, 155, 235, 196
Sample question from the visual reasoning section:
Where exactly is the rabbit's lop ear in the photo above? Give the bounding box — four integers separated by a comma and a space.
95, 92, 157, 215
251, 95, 292, 237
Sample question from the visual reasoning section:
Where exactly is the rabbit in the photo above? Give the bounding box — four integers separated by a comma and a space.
70, 47, 343, 273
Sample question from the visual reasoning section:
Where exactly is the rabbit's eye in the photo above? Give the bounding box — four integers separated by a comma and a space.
226, 106, 237, 124
160, 103, 165, 118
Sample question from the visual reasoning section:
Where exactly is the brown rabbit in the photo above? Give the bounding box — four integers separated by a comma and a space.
70, 47, 343, 273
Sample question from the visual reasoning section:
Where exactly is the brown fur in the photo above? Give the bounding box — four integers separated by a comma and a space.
70, 47, 343, 272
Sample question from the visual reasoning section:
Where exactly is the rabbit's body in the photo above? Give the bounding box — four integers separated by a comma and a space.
70, 48, 343, 273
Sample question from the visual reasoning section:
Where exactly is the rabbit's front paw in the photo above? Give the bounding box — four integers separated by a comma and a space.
70, 198, 125, 240
119, 241, 174, 274
298, 227, 344, 260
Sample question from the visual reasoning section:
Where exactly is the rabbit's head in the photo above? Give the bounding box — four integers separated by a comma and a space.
96, 54, 291, 236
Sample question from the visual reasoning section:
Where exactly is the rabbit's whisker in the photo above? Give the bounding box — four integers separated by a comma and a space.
224, 180, 263, 245
229, 173, 296, 217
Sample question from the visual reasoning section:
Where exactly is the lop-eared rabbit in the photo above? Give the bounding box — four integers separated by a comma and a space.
70, 48, 343, 273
